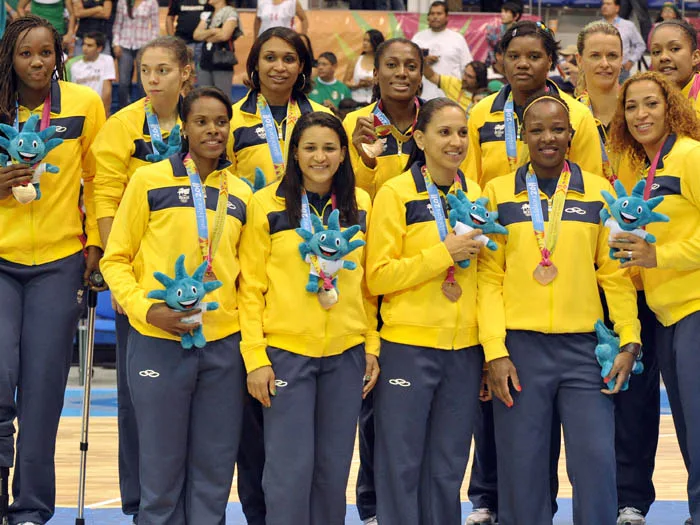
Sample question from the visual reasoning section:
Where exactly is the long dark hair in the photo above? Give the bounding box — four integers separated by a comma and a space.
283, 112, 359, 226
371, 38, 424, 102
364, 29, 385, 55
403, 97, 463, 171
247, 27, 313, 97
0, 15, 65, 125
469, 60, 489, 91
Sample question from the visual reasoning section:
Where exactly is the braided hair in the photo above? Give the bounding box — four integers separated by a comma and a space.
0, 15, 65, 125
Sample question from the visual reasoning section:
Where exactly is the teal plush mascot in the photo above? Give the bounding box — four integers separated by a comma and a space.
296, 209, 365, 305
594, 320, 643, 392
0, 114, 63, 203
242, 167, 267, 192
446, 190, 508, 268
147, 255, 222, 349
600, 180, 669, 263
145, 124, 181, 163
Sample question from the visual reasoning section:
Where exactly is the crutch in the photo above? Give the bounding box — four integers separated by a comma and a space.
75, 271, 105, 525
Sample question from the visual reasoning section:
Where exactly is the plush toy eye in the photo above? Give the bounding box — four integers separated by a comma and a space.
191, 286, 197, 294
621, 201, 628, 208
176, 289, 183, 297
17, 139, 23, 148
319, 234, 327, 242
637, 206, 643, 214
32, 140, 38, 149
471, 205, 477, 211
335, 238, 341, 247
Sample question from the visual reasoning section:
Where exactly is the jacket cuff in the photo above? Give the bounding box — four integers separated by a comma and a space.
240, 340, 271, 373
365, 330, 380, 357
482, 337, 510, 362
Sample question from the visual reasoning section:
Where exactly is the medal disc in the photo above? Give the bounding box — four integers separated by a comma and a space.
203, 269, 218, 282
441, 280, 463, 302
318, 287, 339, 309
533, 263, 558, 286
361, 138, 387, 159
12, 184, 36, 204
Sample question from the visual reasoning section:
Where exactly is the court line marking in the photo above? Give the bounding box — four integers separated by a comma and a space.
86, 498, 121, 509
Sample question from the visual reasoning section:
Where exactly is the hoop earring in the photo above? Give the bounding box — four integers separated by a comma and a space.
251, 70, 260, 90
296, 73, 306, 91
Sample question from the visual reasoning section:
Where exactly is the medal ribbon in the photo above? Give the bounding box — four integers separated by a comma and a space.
525, 162, 571, 266
422, 165, 464, 284
182, 154, 229, 273
688, 74, 700, 101
643, 136, 668, 201
373, 97, 420, 146
257, 93, 302, 181
301, 190, 337, 291
144, 97, 164, 143
504, 93, 521, 172
579, 92, 616, 183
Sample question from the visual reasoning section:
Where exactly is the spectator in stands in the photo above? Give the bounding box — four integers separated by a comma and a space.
111, 0, 160, 109
487, 44, 507, 92
193, 0, 239, 96
621, 0, 652, 43
423, 59, 489, 111
66, 31, 115, 115
166, 0, 213, 75
310, 51, 352, 108
412, 1, 473, 100
254, 0, 307, 36
551, 44, 578, 94
655, 1, 682, 21
345, 29, 384, 105
601, 0, 646, 82
17, 0, 76, 52
71, 0, 114, 57
484, 1, 522, 67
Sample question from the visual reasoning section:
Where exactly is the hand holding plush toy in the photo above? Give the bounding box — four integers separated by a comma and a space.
147, 255, 222, 349
296, 209, 365, 309
446, 190, 508, 268
0, 114, 63, 204
594, 319, 643, 392
600, 180, 669, 263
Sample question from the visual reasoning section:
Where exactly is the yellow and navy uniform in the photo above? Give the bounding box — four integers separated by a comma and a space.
100, 153, 252, 342
636, 134, 700, 325
438, 75, 472, 111
477, 162, 641, 362
0, 80, 105, 265
682, 74, 700, 117
238, 181, 378, 373
92, 98, 181, 220
343, 100, 424, 199
365, 162, 481, 350
465, 80, 604, 188
226, 90, 331, 185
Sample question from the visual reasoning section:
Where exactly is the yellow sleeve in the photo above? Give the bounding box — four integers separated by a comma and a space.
365, 184, 454, 296
92, 115, 136, 220
99, 172, 154, 326
237, 193, 272, 373
81, 94, 107, 249
359, 197, 380, 357
226, 115, 238, 173
595, 186, 641, 346
570, 109, 604, 178
656, 152, 700, 271
476, 183, 509, 361
343, 112, 378, 197
464, 108, 484, 187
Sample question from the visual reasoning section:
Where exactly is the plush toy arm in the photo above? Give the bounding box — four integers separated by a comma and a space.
600, 208, 611, 224
0, 153, 7, 165
486, 239, 499, 251
44, 163, 60, 174
644, 232, 656, 244
253, 167, 266, 191
346, 239, 366, 254
206, 301, 219, 311
457, 259, 471, 269
0, 124, 17, 142
342, 260, 357, 270
147, 289, 167, 300
298, 241, 311, 260
203, 280, 223, 293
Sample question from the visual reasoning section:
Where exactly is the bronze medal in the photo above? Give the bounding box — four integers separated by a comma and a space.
533, 263, 558, 286
203, 269, 218, 282
441, 280, 463, 302
361, 137, 387, 159
317, 287, 339, 309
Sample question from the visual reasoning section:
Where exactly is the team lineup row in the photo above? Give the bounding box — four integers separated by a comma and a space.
0, 11, 699, 525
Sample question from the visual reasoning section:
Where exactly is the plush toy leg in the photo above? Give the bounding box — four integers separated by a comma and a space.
458, 259, 471, 269
33, 182, 42, 200
0, 466, 8, 525
181, 333, 194, 350
193, 327, 207, 348
306, 275, 320, 293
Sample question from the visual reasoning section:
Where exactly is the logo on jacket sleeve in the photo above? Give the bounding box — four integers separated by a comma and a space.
178, 187, 191, 203
255, 126, 266, 140
494, 123, 505, 138
521, 202, 531, 217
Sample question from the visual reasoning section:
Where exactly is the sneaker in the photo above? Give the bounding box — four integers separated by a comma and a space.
16, 522, 41, 525
466, 508, 497, 525
617, 507, 646, 525
363, 518, 378, 525
685, 518, 692, 525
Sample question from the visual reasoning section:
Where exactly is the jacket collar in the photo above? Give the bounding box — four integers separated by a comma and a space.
240, 89, 314, 116
50, 78, 61, 114
142, 97, 183, 137
644, 133, 676, 171
410, 161, 468, 194
490, 78, 562, 113
169, 152, 232, 178
514, 161, 585, 195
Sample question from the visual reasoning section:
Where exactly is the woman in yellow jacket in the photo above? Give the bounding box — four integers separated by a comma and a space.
239, 111, 379, 525
91, 34, 193, 522
0, 15, 105, 524
649, 19, 700, 115
366, 98, 485, 525
101, 87, 251, 525
608, 71, 700, 525
479, 90, 641, 525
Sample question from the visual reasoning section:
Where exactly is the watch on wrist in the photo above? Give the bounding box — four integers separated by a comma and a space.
620, 343, 643, 361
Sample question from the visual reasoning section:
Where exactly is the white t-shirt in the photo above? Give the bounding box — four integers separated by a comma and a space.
69, 54, 116, 97
412, 28, 473, 101
257, 0, 296, 35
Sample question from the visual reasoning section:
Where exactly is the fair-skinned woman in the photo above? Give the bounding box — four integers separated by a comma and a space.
240, 111, 379, 525
609, 71, 700, 525
367, 98, 485, 525
344, 29, 384, 105
0, 15, 105, 524
481, 90, 641, 525
193, 0, 238, 95
254, 0, 307, 36
101, 87, 250, 525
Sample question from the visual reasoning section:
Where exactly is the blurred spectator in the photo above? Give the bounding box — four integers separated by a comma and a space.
254, 0, 307, 36
344, 28, 384, 105
72, 0, 114, 57
166, 0, 213, 76
655, 1, 682, 21
18, 0, 76, 51
423, 59, 488, 110
193, 0, 239, 94
484, 1, 522, 66
309, 51, 352, 108
65, 30, 115, 115
601, 0, 646, 82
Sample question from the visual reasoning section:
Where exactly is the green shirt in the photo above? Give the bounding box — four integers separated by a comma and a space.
31, 0, 66, 35
309, 78, 352, 108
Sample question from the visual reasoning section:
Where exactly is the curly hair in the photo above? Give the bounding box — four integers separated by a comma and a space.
609, 71, 700, 170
